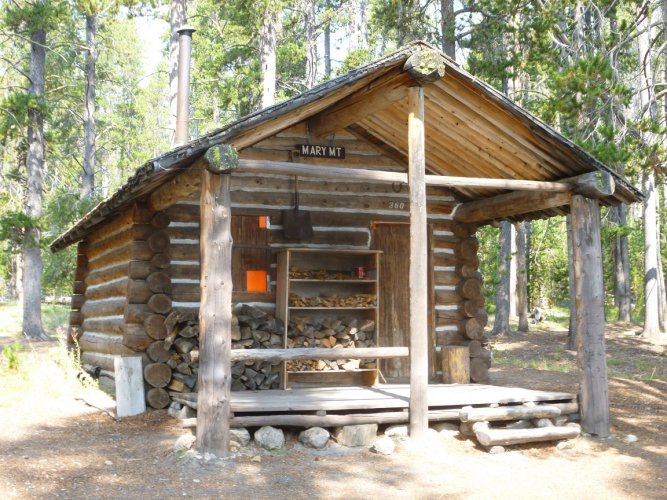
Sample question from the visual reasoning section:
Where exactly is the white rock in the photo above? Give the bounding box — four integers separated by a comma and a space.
254, 426, 285, 450
488, 446, 505, 454
230, 428, 251, 447
384, 425, 409, 438
556, 440, 574, 450
432, 422, 459, 436
251, 455, 261, 462
370, 436, 395, 455
624, 434, 638, 443
104, 460, 114, 465
174, 434, 196, 452
299, 427, 330, 449
334, 424, 378, 447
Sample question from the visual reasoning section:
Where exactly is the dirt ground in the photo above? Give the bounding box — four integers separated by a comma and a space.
0, 320, 665, 499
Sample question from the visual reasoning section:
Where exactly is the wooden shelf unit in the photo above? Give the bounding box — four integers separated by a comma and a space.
276, 248, 381, 388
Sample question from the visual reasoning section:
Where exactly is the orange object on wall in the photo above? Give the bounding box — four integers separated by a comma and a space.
246, 270, 268, 292
258, 216, 268, 228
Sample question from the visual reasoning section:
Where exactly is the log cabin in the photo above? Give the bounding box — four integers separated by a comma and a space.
51, 41, 642, 454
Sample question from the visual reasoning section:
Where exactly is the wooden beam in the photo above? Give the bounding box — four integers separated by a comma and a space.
408, 86, 429, 439
570, 194, 610, 437
230, 346, 408, 363
567, 171, 615, 199
426, 175, 571, 192
453, 191, 572, 223
237, 159, 406, 183
236, 159, 613, 196
196, 168, 233, 457
308, 70, 411, 139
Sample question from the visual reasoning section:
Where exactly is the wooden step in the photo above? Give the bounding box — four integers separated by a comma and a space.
473, 421, 580, 446
459, 404, 562, 422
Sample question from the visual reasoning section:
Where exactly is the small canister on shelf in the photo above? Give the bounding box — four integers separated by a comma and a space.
354, 266, 366, 279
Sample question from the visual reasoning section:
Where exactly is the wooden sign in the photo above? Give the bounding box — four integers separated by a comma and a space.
296, 144, 345, 159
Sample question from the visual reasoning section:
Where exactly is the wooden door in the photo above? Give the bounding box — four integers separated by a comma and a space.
372, 223, 410, 380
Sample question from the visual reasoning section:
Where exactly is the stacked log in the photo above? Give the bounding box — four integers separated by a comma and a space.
286, 316, 376, 372
432, 222, 491, 384
144, 305, 283, 409
122, 205, 173, 353
67, 242, 87, 347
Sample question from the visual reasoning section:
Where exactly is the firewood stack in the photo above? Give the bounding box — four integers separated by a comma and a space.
286, 316, 377, 372
143, 304, 283, 409
289, 292, 376, 308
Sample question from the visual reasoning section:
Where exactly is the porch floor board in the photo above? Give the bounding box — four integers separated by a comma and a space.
230, 384, 576, 414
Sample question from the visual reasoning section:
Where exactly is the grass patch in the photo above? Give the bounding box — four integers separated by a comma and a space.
493, 350, 574, 373
0, 303, 95, 409
0, 302, 69, 340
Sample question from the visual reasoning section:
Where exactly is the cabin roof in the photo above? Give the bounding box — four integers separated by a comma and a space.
51, 41, 642, 252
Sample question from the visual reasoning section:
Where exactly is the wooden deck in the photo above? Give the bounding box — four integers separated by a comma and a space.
226, 384, 578, 428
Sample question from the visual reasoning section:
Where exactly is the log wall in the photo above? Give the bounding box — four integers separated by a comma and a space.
75, 124, 491, 404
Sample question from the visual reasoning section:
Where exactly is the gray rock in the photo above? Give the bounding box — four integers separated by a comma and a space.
231, 428, 251, 447
459, 422, 475, 436
174, 434, 196, 452
370, 436, 395, 455
334, 424, 378, 447
432, 422, 459, 436
177, 405, 196, 420
384, 425, 409, 438
505, 419, 532, 430
167, 402, 182, 419
254, 426, 285, 450
299, 427, 330, 449
554, 416, 569, 427
556, 440, 574, 450
488, 445, 505, 454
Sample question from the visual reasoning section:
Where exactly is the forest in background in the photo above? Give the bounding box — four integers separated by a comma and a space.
0, 0, 665, 340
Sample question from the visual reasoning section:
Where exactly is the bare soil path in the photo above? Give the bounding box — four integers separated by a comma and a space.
0, 318, 665, 499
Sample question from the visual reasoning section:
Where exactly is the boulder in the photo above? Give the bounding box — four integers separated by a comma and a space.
334, 424, 378, 447
384, 425, 409, 438
254, 426, 285, 450
174, 434, 196, 453
370, 436, 395, 455
299, 427, 330, 449
230, 428, 251, 447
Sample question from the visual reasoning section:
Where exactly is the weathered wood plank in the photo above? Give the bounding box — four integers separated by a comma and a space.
197, 169, 233, 456
571, 194, 609, 437
231, 347, 408, 363
408, 86, 429, 439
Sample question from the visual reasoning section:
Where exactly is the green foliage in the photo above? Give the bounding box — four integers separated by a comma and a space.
2, 342, 22, 372
0, 212, 42, 250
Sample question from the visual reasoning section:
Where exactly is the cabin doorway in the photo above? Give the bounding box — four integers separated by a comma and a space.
372, 223, 410, 380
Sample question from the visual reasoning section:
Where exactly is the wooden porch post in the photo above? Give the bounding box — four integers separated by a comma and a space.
570, 194, 610, 437
196, 168, 233, 456
408, 85, 429, 439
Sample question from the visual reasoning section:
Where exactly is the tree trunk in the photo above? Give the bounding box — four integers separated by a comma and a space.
440, 0, 456, 60
304, 0, 317, 89
81, 14, 97, 198
169, 0, 187, 145
642, 172, 662, 338
23, 27, 48, 340
516, 221, 529, 331
491, 221, 514, 337
260, 9, 279, 109
637, 5, 664, 339
323, 10, 331, 79
567, 215, 577, 349
612, 205, 632, 322
509, 223, 517, 318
